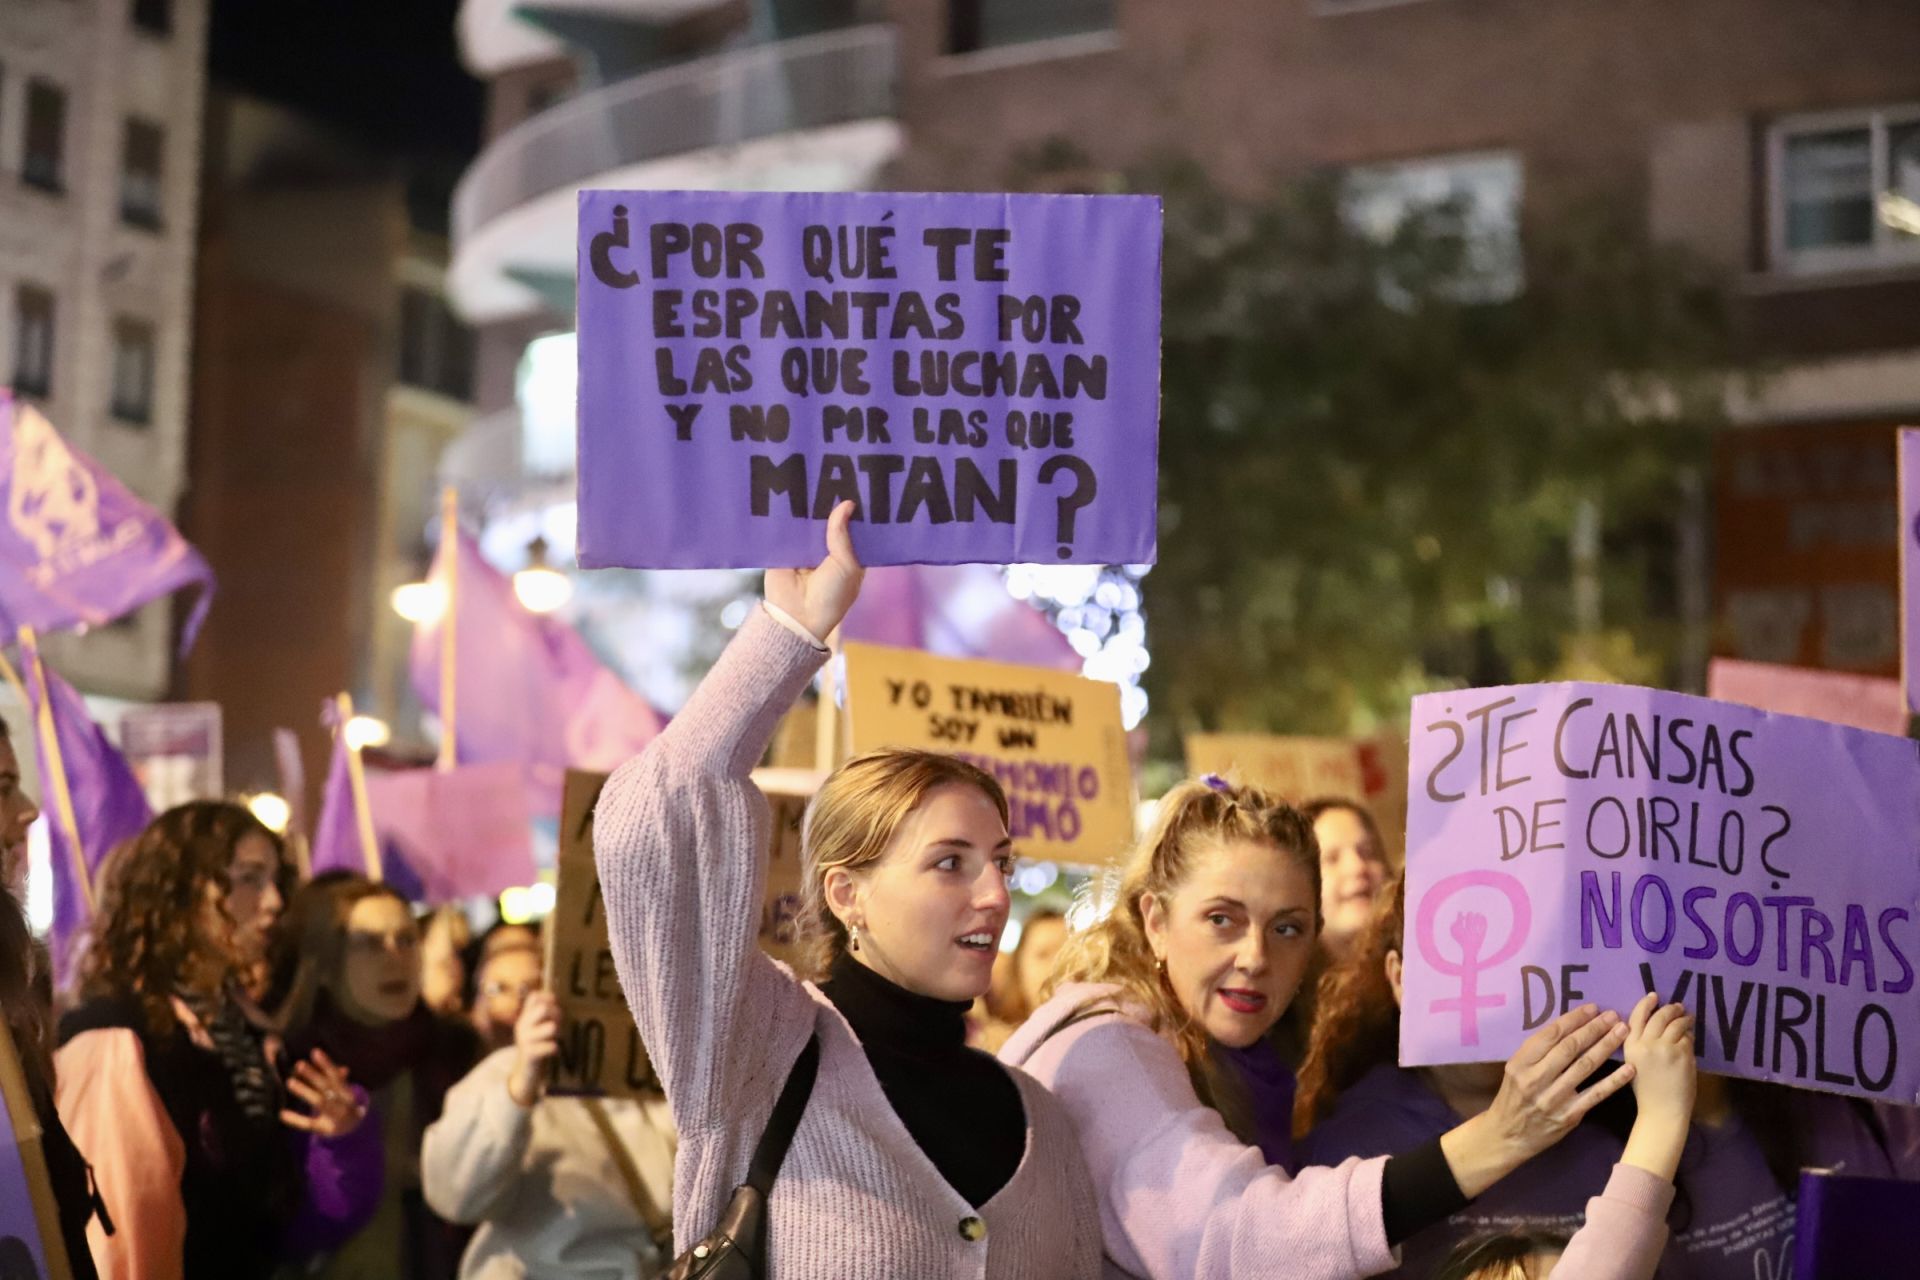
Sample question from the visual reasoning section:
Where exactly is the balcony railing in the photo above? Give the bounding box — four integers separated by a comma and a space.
452, 24, 896, 248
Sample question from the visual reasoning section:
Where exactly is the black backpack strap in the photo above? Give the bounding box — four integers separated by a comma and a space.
745, 1033, 820, 1197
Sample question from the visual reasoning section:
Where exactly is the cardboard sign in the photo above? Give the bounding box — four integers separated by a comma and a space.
548, 766, 819, 1099
1707, 657, 1906, 737
842, 642, 1133, 869
0, 1020, 76, 1280
575, 189, 1162, 569
1400, 682, 1920, 1105
1184, 732, 1409, 864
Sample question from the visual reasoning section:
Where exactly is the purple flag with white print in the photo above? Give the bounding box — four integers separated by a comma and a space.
1401, 681, 1920, 1106
409, 527, 665, 815
0, 393, 214, 651
20, 630, 152, 989
842, 564, 1082, 673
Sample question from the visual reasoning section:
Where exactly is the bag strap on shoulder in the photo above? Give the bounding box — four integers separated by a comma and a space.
746, 1033, 820, 1197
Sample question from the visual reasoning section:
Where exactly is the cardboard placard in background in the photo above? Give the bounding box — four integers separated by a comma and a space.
842, 642, 1133, 868
548, 766, 820, 1099
1184, 731, 1408, 865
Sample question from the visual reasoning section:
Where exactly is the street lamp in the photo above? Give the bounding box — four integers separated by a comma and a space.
390, 580, 445, 624
512, 536, 573, 614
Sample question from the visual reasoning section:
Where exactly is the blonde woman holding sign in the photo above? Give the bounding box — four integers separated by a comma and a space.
593, 502, 1101, 1277
1002, 776, 1647, 1280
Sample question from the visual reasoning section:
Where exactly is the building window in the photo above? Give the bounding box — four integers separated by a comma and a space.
120, 119, 165, 229
1771, 106, 1920, 274
1343, 150, 1525, 302
398, 286, 474, 401
12, 287, 55, 399
23, 80, 67, 194
110, 319, 156, 425
132, 0, 171, 36
948, 0, 1114, 55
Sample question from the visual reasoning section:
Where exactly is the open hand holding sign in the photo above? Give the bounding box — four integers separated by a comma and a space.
765, 500, 865, 643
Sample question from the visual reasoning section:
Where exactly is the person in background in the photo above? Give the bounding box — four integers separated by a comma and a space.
464, 922, 542, 1053
972, 908, 1068, 1053
1299, 798, 1389, 964
422, 962, 677, 1277
421, 906, 474, 1019
58, 803, 378, 1279
0, 716, 100, 1279
277, 874, 481, 1280
1425, 997, 1697, 1280
1004, 777, 1638, 1280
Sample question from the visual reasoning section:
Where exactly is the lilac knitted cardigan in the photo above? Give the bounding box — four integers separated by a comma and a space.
594, 607, 1102, 1279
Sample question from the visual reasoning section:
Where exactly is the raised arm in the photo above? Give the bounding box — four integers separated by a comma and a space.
593, 504, 862, 1136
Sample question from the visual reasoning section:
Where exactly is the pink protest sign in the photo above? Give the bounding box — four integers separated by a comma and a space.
1401, 683, 1920, 1105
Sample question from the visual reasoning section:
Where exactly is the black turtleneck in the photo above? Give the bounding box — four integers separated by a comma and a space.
818, 952, 1028, 1207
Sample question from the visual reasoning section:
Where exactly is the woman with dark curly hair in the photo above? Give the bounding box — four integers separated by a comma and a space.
54, 801, 381, 1279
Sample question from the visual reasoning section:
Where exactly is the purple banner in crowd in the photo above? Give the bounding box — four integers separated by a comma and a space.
1900, 427, 1920, 714
0, 392, 214, 650
1401, 682, 1920, 1106
575, 190, 1162, 569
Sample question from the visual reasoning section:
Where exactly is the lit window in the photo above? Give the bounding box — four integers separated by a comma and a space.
1771, 106, 1920, 273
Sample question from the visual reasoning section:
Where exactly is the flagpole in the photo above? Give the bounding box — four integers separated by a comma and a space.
815, 626, 843, 773
336, 693, 382, 882
438, 486, 458, 773
19, 628, 96, 915
0, 645, 27, 712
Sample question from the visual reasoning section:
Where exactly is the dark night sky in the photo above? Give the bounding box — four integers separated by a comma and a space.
208, 0, 484, 160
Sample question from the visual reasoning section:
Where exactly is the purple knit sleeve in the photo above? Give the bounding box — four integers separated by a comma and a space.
280, 1085, 384, 1261
593, 606, 828, 1139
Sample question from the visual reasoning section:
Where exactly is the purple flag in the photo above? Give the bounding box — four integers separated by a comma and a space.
409, 527, 665, 812
1401, 681, 1920, 1105
20, 630, 153, 989
842, 564, 1082, 672
575, 190, 1162, 569
310, 707, 372, 879
0, 392, 214, 651
363, 764, 535, 902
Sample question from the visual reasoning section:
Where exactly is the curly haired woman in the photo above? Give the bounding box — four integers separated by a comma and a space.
55, 802, 382, 1279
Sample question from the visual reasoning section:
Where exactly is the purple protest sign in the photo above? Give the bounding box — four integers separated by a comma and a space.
1901, 427, 1920, 715
576, 190, 1161, 569
1401, 682, 1920, 1106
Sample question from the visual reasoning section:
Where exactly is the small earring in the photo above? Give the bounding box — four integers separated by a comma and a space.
849, 924, 861, 953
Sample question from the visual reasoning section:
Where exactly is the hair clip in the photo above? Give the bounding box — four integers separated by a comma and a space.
1200, 773, 1231, 793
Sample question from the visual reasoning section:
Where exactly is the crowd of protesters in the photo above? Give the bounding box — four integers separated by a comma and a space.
3, 510, 1918, 1278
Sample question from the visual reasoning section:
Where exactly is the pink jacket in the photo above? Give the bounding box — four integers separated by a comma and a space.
593, 607, 1102, 1278
1003, 987, 1674, 1280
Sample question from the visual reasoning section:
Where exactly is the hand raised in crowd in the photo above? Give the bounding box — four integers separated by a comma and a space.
765, 499, 865, 644
1620, 992, 1696, 1181
508, 990, 562, 1108
280, 1047, 367, 1138
1441, 1004, 1635, 1198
